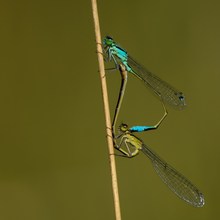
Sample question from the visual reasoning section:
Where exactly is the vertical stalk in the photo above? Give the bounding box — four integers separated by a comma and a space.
91, 1, 122, 220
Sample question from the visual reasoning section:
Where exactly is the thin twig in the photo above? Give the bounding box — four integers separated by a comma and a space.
91, 1, 122, 220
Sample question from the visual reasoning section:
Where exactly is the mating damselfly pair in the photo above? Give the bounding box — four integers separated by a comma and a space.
102, 36, 204, 207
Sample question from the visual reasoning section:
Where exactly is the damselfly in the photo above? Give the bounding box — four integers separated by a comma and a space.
103, 36, 186, 130
115, 116, 204, 207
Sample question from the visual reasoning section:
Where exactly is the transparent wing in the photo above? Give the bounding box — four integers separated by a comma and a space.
127, 56, 186, 109
141, 144, 204, 207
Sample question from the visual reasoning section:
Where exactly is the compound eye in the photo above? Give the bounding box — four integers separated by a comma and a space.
122, 123, 127, 128
106, 36, 113, 40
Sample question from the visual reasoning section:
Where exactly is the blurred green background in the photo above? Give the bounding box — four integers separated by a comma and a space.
0, 0, 219, 219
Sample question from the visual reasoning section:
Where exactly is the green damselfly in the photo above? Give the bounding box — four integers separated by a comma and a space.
115, 115, 205, 207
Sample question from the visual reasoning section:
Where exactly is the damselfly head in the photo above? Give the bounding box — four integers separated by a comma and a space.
103, 36, 114, 46
118, 123, 129, 132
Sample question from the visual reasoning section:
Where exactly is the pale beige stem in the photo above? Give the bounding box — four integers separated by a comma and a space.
91, 1, 122, 220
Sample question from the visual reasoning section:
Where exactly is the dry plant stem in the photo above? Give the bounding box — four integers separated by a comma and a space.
91, 0, 122, 220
